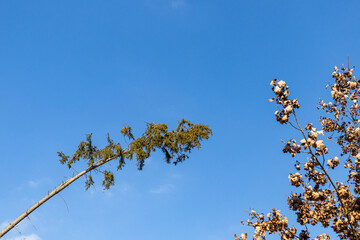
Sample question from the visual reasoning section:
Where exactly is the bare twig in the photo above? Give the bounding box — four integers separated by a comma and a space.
58, 193, 69, 213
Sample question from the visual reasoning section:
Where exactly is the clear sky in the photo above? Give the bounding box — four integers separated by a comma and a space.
1, 1, 360, 240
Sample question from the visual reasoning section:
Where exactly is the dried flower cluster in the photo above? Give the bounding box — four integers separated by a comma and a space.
236, 66, 360, 239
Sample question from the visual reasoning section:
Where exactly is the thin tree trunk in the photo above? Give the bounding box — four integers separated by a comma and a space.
0, 156, 116, 238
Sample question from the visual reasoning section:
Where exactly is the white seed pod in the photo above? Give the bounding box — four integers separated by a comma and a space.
284, 105, 293, 113
278, 80, 286, 88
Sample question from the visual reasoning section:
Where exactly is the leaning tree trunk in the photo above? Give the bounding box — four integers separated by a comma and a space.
0, 156, 116, 238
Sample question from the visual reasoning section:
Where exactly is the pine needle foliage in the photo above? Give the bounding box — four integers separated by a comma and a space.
58, 119, 212, 190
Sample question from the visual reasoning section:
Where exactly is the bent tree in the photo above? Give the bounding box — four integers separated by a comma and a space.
0, 119, 212, 238
236, 66, 360, 240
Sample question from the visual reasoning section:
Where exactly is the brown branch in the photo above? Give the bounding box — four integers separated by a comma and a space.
293, 110, 359, 240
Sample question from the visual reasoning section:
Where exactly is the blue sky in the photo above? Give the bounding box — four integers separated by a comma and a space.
1, 1, 360, 239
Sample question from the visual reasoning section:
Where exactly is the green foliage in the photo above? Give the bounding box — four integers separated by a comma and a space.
85, 175, 94, 190
120, 125, 135, 140
58, 119, 212, 190
102, 171, 115, 190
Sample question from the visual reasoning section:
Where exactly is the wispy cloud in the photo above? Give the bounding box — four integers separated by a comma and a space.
171, 0, 187, 9
27, 178, 52, 188
13, 179, 49, 192
150, 184, 174, 194
12, 234, 42, 240
170, 173, 182, 179
28, 180, 39, 188
119, 183, 130, 194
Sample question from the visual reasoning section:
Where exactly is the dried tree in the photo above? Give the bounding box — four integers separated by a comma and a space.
236, 66, 360, 240
0, 119, 212, 238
